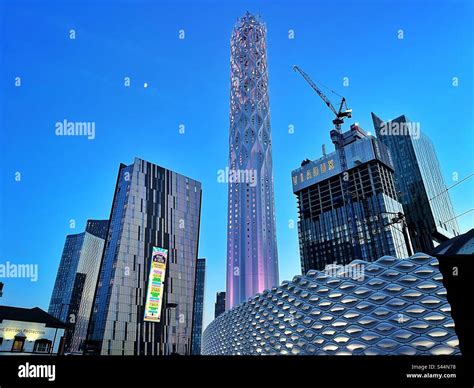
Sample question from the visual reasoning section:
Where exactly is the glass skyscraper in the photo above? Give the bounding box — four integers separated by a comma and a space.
214, 291, 226, 319
49, 219, 108, 353
292, 125, 409, 273
85, 219, 109, 240
191, 258, 205, 355
226, 12, 279, 310
372, 113, 460, 253
86, 158, 202, 355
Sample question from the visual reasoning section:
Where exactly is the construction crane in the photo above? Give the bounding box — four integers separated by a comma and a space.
293, 66, 352, 127
293, 65, 362, 261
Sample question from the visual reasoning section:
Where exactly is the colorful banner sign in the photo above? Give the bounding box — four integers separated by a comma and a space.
144, 247, 168, 322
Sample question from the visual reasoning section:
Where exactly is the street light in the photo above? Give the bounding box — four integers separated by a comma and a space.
383, 211, 414, 256
165, 303, 179, 355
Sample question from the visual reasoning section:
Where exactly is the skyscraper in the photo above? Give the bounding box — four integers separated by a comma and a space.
214, 292, 226, 319
86, 158, 202, 355
292, 124, 409, 273
226, 12, 279, 310
372, 113, 460, 253
191, 258, 206, 355
49, 219, 108, 353
85, 219, 109, 239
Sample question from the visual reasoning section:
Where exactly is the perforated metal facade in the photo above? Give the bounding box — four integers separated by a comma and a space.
203, 254, 460, 355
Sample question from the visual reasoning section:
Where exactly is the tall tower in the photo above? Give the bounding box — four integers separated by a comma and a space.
226, 12, 279, 310
191, 258, 206, 355
86, 158, 202, 355
372, 113, 460, 252
49, 220, 107, 353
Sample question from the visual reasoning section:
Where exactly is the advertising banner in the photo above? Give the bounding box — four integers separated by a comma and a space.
144, 247, 168, 322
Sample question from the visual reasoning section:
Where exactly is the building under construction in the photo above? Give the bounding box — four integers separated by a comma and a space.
292, 124, 409, 273
291, 66, 410, 274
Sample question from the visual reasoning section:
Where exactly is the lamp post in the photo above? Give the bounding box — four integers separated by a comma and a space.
165, 303, 178, 355
383, 211, 414, 256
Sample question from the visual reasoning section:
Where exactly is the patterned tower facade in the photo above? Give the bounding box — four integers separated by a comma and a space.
226, 13, 279, 310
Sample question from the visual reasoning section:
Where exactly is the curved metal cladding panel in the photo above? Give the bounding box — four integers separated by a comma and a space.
203, 254, 460, 355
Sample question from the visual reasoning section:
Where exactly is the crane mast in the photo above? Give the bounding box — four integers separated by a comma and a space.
293, 65, 362, 261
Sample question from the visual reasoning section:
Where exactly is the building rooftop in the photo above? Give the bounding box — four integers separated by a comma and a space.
0, 306, 67, 328
291, 128, 393, 193
432, 228, 474, 256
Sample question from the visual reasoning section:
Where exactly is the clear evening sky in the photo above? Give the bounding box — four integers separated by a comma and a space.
1, 0, 473, 330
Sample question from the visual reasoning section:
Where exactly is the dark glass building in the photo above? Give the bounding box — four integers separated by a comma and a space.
85, 219, 109, 239
214, 292, 226, 319
372, 113, 460, 253
49, 220, 108, 353
191, 258, 206, 355
86, 158, 202, 355
292, 124, 409, 274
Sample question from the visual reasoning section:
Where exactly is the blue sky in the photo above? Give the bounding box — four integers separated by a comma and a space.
1, 0, 473, 330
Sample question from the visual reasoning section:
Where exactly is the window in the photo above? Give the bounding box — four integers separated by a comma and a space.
34, 339, 52, 353
11, 336, 25, 352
